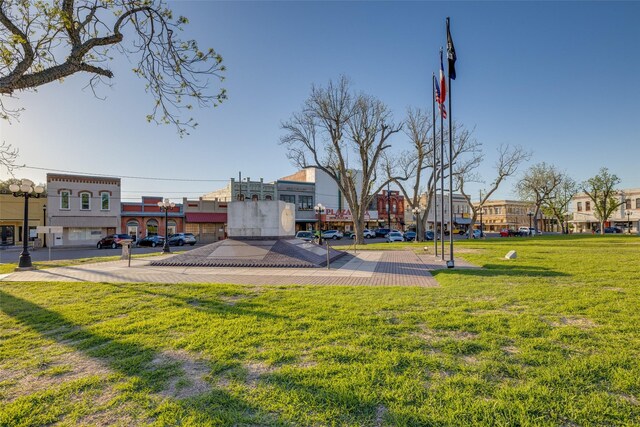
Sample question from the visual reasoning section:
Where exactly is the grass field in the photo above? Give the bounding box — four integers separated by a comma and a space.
1, 235, 639, 426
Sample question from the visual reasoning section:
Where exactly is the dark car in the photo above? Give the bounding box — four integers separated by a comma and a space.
97, 233, 131, 249
136, 235, 165, 247
375, 228, 391, 237
403, 231, 417, 241
424, 231, 435, 241
595, 227, 622, 234
168, 233, 197, 246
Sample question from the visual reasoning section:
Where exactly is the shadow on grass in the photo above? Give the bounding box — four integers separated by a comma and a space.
432, 263, 569, 278
108, 283, 288, 321
0, 289, 291, 425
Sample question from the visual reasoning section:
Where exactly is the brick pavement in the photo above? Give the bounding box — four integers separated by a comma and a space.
0, 250, 478, 287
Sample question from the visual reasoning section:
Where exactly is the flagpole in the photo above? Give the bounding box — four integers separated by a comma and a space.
432, 74, 438, 258
448, 72, 454, 268
440, 81, 445, 262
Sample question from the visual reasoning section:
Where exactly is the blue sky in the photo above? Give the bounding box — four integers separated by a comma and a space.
1, 1, 639, 203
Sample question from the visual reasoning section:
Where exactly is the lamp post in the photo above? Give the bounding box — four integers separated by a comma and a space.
157, 198, 175, 254
527, 211, 534, 236
412, 206, 422, 242
9, 179, 44, 270
627, 211, 632, 234
314, 203, 325, 244
42, 204, 47, 248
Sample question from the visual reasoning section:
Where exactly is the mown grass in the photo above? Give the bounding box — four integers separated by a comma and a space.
1, 235, 639, 426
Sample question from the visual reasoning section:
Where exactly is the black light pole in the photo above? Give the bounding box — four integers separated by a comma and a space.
479, 190, 483, 238
42, 204, 47, 248
157, 198, 175, 254
528, 211, 533, 236
9, 179, 44, 270
412, 207, 422, 242
315, 203, 325, 244
627, 211, 632, 234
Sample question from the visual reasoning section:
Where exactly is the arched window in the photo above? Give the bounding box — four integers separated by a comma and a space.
146, 219, 159, 236
80, 192, 91, 210
237, 194, 245, 201
127, 220, 139, 240
251, 194, 259, 201
265, 195, 272, 200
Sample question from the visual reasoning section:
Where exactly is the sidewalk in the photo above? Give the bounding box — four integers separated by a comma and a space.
0, 250, 478, 287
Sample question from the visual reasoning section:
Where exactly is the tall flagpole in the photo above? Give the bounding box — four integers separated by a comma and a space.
439, 74, 445, 262
432, 74, 438, 258
448, 72, 454, 268
446, 16, 457, 268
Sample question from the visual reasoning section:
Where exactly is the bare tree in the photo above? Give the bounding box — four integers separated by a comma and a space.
0, 0, 225, 136
541, 174, 578, 234
456, 144, 532, 237
582, 167, 623, 234
0, 141, 18, 174
280, 76, 402, 244
392, 111, 481, 241
515, 162, 564, 232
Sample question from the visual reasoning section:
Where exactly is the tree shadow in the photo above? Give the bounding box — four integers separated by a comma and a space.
0, 289, 291, 425
432, 263, 569, 278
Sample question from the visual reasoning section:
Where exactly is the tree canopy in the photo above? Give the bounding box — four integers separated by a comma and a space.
0, 0, 225, 136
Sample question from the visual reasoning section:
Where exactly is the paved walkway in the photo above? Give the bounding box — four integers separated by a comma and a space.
0, 250, 478, 287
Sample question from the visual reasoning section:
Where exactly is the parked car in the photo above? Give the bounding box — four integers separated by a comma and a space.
519, 226, 537, 236
97, 233, 131, 249
403, 231, 417, 241
500, 228, 522, 237
321, 230, 344, 240
350, 229, 377, 239
386, 231, 404, 243
295, 231, 314, 241
375, 228, 391, 237
467, 229, 484, 239
451, 227, 466, 235
136, 235, 165, 247
595, 227, 623, 234
424, 231, 437, 241
168, 233, 197, 246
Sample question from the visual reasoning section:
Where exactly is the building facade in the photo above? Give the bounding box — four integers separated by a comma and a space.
121, 196, 184, 241
570, 188, 640, 233
203, 176, 276, 202
0, 191, 47, 247
276, 179, 317, 232
183, 197, 228, 243
377, 190, 405, 230
46, 173, 121, 246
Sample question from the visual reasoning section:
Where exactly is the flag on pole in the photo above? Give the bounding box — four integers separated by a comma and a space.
434, 74, 447, 119
446, 17, 457, 80
439, 49, 447, 105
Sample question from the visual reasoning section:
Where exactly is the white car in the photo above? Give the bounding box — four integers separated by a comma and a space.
519, 227, 537, 236
350, 229, 376, 239
321, 230, 344, 240
385, 231, 404, 242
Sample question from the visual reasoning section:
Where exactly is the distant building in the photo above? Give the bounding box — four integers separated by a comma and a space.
121, 196, 184, 240
47, 173, 121, 246
275, 179, 316, 232
203, 176, 276, 202
470, 200, 559, 232
570, 188, 640, 233
377, 189, 405, 230
183, 197, 228, 243
0, 191, 47, 247
407, 193, 470, 232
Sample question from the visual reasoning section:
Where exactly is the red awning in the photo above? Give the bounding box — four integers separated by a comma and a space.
185, 212, 227, 223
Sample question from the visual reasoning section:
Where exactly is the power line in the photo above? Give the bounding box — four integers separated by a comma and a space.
18, 165, 229, 182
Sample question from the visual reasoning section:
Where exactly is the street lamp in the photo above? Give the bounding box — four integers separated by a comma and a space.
412, 206, 422, 242
42, 204, 47, 248
627, 211, 632, 234
527, 211, 534, 236
314, 203, 325, 244
157, 198, 175, 254
9, 179, 44, 270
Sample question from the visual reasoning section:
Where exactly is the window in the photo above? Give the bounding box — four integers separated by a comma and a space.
251, 194, 259, 201
577, 202, 582, 212
80, 192, 90, 210
265, 195, 272, 200
60, 191, 70, 210
585, 201, 591, 211
237, 194, 245, 201
626, 199, 632, 209
146, 219, 159, 236
167, 220, 177, 236
280, 194, 296, 204
101, 192, 110, 210
636, 198, 640, 209
298, 195, 313, 210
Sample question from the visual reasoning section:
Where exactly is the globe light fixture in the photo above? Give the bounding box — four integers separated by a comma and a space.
314, 203, 325, 244
157, 198, 176, 254
412, 206, 423, 242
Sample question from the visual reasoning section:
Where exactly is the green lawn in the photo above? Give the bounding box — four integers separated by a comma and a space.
1, 235, 639, 426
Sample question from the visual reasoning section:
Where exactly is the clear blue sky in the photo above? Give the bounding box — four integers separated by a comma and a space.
1, 1, 639, 203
